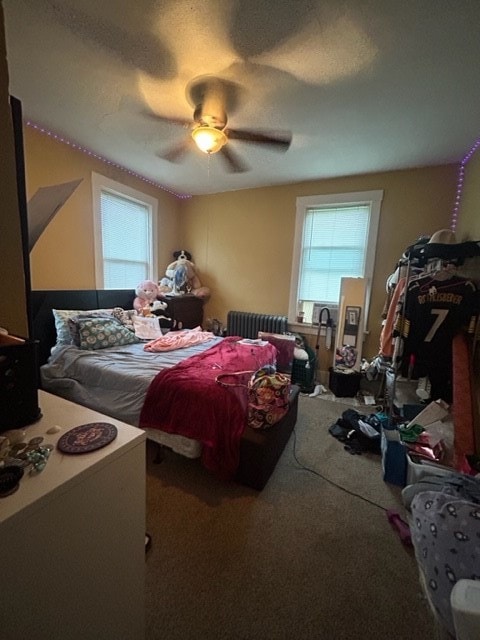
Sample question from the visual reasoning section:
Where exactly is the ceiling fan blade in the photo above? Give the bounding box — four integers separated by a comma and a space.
141, 106, 191, 128
226, 128, 292, 151
219, 145, 249, 173
156, 138, 191, 163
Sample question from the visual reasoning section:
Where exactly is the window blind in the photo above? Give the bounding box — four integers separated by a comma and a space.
100, 190, 150, 288
299, 204, 370, 303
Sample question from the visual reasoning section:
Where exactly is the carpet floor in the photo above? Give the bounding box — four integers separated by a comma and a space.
145, 394, 439, 640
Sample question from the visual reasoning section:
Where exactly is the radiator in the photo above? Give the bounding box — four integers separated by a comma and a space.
227, 310, 288, 338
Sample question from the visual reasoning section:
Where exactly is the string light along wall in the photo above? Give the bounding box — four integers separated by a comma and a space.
26, 121, 191, 200
27, 121, 480, 217
451, 136, 480, 232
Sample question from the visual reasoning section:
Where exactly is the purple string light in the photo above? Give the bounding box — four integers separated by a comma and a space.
451, 137, 480, 232
25, 121, 191, 200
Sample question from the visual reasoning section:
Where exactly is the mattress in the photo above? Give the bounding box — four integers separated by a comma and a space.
40, 338, 223, 457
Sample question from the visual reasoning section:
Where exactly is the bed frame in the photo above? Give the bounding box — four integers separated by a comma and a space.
31, 289, 136, 366
31, 289, 300, 490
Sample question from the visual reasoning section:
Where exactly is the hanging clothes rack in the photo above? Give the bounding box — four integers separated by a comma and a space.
386, 237, 480, 420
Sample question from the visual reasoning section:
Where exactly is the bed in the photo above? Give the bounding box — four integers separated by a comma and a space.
32, 289, 300, 489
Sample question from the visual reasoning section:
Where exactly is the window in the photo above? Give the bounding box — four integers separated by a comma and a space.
92, 173, 158, 289
289, 190, 383, 325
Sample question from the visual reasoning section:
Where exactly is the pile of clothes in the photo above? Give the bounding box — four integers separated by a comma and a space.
328, 408, 388, 455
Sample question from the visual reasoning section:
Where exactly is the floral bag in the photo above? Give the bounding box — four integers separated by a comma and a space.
216, 365, 291, 430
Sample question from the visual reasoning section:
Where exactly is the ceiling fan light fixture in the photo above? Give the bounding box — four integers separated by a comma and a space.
191, 125, 227, 154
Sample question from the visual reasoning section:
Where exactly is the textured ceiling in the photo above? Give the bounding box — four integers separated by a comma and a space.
4, 0, 480, 196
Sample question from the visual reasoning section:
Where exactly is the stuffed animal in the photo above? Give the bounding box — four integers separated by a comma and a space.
133, 279, 161, 314
158, 250, 211, 300
111, 307, 135, 331
149, 299, 175, 329
133, 281, 176, 328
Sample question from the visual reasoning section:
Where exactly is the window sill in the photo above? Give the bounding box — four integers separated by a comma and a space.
288, 323, 370, 339
288, 322, 328, 336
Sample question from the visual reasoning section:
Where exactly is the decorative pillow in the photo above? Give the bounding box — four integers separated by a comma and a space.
67, 312, 114, 346
74, 317, 141, 350
258, 332, 295, 373
52, 308, 112, 347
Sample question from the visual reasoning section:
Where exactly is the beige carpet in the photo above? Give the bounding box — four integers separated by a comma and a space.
145, 394, 439, 640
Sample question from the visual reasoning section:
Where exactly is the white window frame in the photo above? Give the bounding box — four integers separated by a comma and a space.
92, 172, 158, 289
289, 190, 383, 330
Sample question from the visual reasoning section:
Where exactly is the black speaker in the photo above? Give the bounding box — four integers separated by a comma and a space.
0, 335, 41, 431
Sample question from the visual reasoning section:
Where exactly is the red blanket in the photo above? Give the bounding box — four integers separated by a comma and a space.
139, 337, 277, 479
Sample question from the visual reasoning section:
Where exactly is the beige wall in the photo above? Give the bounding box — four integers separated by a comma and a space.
0, 5, 28, 336
456, 150, 480, 240
17, 124, 469, 367
25, 126, 182, 289
180, 165, 457, 361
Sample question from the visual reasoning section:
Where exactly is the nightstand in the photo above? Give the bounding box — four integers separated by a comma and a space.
164, 294, 204, 328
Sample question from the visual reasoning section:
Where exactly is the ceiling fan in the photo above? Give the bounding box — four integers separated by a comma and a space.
143, 76, 292, 173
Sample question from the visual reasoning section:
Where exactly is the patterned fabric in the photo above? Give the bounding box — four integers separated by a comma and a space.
67, 312, 113, 346
335, 344, 357, 368
53, 308, 112, 347
111, 307, 135, 331
247, 366, 291, 429
75, 317, 140, 350
411, 489, 480, 636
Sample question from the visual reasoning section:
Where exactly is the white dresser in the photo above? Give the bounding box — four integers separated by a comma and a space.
0, 391, 146, 640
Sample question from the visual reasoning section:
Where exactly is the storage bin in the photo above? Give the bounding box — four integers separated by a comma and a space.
451, 580, 480, 640
328, 367, 361, 397
406, 451, 454, 485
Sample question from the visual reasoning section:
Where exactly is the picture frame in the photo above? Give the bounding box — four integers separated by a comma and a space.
343, 305, 361, 347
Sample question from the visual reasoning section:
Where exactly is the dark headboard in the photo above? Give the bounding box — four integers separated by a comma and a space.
31, 289, 136, 366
